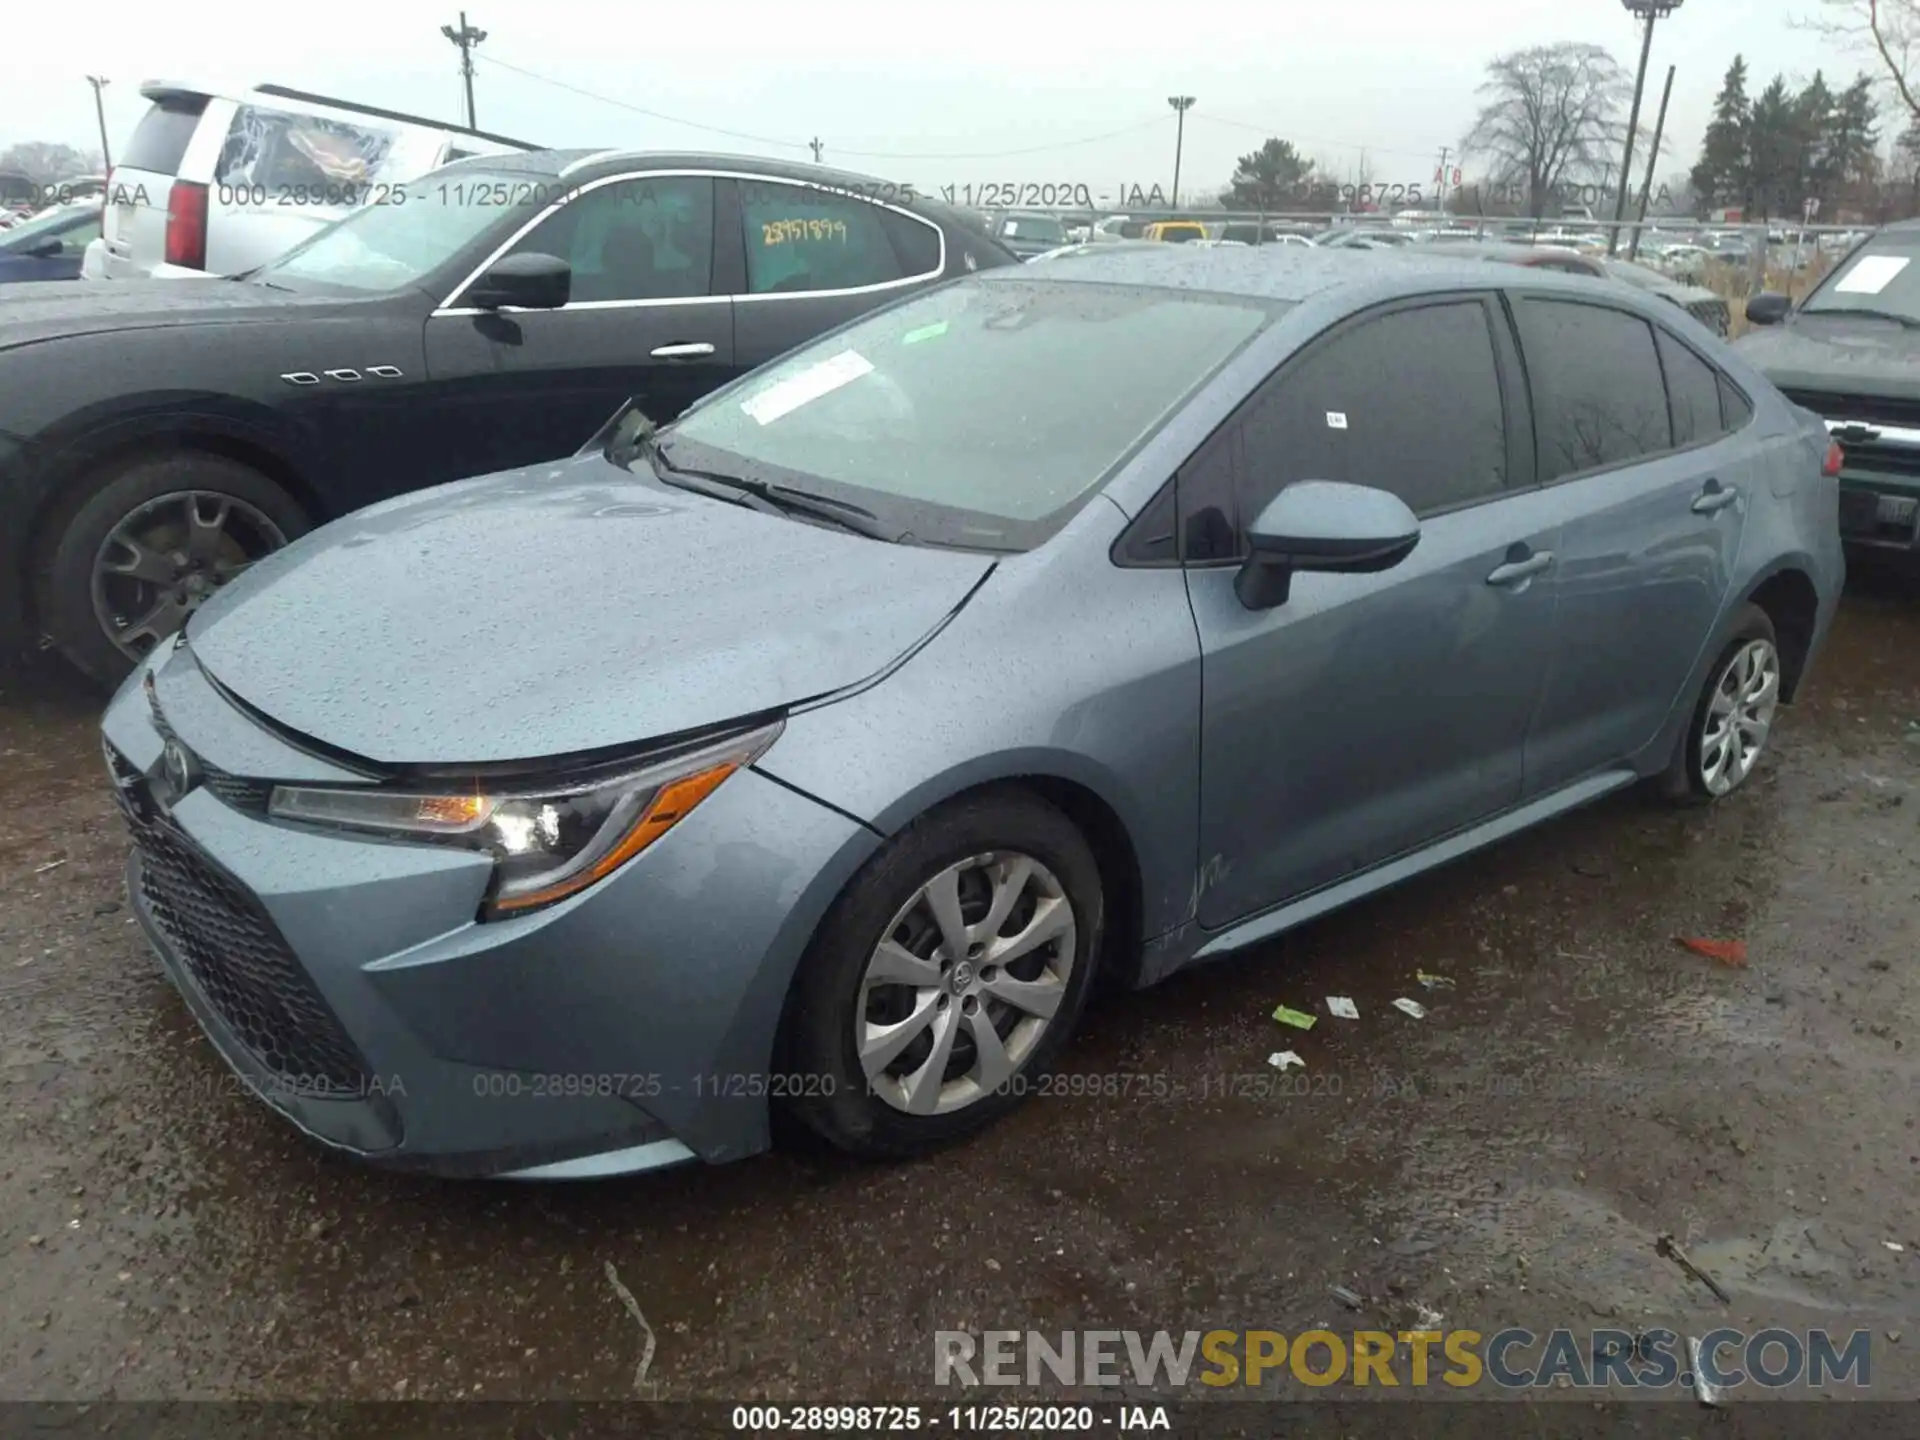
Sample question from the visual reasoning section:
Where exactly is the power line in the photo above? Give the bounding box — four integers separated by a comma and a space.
474, 52, 1172, 161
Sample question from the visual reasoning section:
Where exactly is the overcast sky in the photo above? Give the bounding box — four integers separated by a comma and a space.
1, 0, 1888, 199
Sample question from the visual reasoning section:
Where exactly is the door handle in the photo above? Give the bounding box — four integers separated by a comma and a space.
1692, 479, 1739, 514
650, 342, 715, 359
1486, 552, 1553, 586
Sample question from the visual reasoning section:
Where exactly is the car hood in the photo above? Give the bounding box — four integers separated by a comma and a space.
185, 451, 997, 766
0, 276, 313, 353
1734, 317, 1920, 400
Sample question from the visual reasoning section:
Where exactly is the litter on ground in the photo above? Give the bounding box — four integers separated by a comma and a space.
1272, 1005, 1316, 1031
1392, 998, 1428, 1019
1415, 970, 1456, 991
1676, 936, 1748, 967
1268, 1051, 1304, 1071
1326, 996, 1359, 1020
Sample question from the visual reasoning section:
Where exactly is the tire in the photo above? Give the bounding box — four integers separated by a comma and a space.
781, 788, 1105, 1159
1662, 603, 1781, 804
38, 453, 310, 687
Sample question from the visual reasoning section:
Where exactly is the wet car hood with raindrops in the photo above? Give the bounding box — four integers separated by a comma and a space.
1733, 314, 1920, 402
0, 276, 317, 353
182, 451, 997, 765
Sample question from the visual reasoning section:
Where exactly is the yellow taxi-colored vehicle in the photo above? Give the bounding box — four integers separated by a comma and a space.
1141, 220, 1209, 244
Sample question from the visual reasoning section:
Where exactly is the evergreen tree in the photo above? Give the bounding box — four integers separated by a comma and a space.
1691, 56, 1751, 209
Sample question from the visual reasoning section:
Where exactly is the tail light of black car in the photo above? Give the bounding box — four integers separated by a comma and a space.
164, 180, 208, 269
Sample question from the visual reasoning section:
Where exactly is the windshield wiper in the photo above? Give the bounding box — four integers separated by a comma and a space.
632, 422, 907, 543
1799, 306, 1920, 327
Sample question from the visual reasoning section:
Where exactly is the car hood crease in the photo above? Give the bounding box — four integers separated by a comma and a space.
185, 453, 997, 765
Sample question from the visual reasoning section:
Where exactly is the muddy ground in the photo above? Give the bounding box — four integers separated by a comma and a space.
1, 567, 1916, 1414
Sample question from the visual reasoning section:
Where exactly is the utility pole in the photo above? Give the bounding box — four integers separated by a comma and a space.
440, 11, 487, 130
1628, 64, 1676, 261
1167, 95, 1196, 209
809, 137, 824, 163
1436, 145, 1451, 215
1610, 1, 1684, 255
86, 76, 112, 173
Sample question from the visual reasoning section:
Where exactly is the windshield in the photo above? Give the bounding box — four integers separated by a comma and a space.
1000, 215, 1066, 243
660, 278, 1278, 550
1800, 232, 1920, 321
257, 170, 530, 292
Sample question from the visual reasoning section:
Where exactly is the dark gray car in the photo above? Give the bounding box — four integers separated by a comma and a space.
102, 246, 1843, 1179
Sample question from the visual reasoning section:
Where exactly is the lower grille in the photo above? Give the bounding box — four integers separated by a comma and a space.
1684, 297, 1729, 337
109, 747, 371, 1097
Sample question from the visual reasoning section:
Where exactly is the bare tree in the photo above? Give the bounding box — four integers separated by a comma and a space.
1805, 1, 1920, 123
1463, 42, 1631, 216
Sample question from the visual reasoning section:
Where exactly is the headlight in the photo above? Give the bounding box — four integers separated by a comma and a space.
268, 720, 783, 918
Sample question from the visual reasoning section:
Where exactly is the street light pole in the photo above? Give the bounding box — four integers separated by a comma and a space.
1609, 0, 1683, 256
1628, 64, 1676, 261
440, 11, 488, 130
1168, 95, 1196, 209
86, 76, 112, 173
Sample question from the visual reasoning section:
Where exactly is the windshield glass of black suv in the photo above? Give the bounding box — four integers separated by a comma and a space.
657, 278, 1278, 551
1798, 232, 1920, 322
256, 172, 532, 292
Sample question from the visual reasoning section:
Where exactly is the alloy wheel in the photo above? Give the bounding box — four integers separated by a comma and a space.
1699, 638, 1780, 796
856, 851, 1077, 1116
91, 490, 288, 660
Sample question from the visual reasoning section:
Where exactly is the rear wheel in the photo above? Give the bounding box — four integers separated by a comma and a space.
1663, 603, 1781, 803
40, 453, 309, 686
782, 789, 1104, 1158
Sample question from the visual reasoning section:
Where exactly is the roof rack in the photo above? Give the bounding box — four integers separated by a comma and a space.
249, 84, 538, 150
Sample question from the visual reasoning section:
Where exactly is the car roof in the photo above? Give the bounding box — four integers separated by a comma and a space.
995, 242, 1667, 308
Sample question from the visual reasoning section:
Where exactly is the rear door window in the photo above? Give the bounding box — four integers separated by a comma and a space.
1512, 298, 1674, 480
738, 180, 905, 294
121, 98, 208, 175
1657, 329, 1725, 448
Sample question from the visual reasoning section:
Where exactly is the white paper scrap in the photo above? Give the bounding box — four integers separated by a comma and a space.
1326, 996, 1359, 1019
740, 350, 873, 425
1834, 255, 1910, 294
1392, 997, 1428, 1019
1267, 1051, 1305, 1071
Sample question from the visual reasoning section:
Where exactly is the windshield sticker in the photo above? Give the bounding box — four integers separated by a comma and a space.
901, 320, 948, 345
1327, 411, 1348, 429
1834, 255, 1911, 294
762, 218, 847, 246
740, 350, 874, 425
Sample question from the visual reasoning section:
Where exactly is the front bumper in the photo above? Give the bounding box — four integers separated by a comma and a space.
101, 640, 879, 1178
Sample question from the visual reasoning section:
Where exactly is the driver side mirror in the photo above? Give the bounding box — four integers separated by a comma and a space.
24, 237, 63, 259
466, 252, 571, 311
1744, 291, 1791, 326
1235, 480, 1421, 611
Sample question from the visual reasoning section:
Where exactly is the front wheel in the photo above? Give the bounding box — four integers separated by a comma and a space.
39, 453, 309, 686
781, 789, 1104, 1158
1664, 603, 1781, 803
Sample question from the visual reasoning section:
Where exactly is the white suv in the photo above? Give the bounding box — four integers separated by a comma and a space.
101, 82, 536, 280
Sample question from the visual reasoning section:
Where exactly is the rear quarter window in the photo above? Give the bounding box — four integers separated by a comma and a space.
122, 99, 209, 175
216, 106, 398, 192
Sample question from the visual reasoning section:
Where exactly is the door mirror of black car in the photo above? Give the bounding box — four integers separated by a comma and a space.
1236, 480, 1421, 611
1745, 291, 1791, 326
24, 237, 63, 258
466, 252, 571, 311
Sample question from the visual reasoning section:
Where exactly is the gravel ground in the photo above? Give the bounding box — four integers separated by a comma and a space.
1, 567, 1916, 1413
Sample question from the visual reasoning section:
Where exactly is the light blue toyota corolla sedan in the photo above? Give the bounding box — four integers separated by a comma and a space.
101, 246, 1844, 1179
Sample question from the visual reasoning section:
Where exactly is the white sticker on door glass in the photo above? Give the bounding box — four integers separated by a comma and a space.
740, 350, 874, 426
1327, 411, 1349, 429
1834, 255, 1911, 294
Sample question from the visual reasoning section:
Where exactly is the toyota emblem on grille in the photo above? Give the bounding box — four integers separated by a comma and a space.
162, 741, 198, 803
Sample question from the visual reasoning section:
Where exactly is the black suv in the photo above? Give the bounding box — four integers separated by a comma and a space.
0, 150, 1014, 682
1736, 222, 1920, 555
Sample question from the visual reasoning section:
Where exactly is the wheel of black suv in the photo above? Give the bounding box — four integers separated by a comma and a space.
782, 789, 1105, 1159
40, 453, 309, 686
1664, 603, 1781, 804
